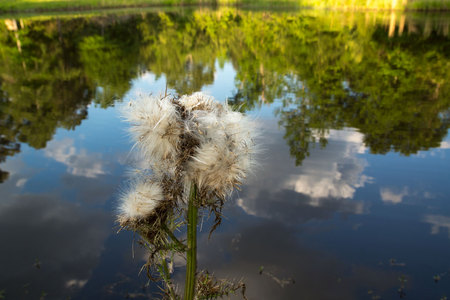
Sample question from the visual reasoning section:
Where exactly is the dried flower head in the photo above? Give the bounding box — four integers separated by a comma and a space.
178, 92, 217, 112
122, 95, 183, 174
118, 178, 164, 223
118, 92, 258, 223
184, 96, 258, 199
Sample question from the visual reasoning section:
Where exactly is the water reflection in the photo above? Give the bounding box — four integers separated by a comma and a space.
45, 138, 106, 178
237, 122, 369, 223
1, 10, 449, 183
0, 192, 110, 298
0, 8, 449, 300
197, 220, 399, 300
380, 187, 408, 204
424, 215, 450, 238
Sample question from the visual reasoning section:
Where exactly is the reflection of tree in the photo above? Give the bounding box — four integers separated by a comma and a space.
343, 27, 450, 154
0, 19, 92, 151
0, 82, 20, 182
0, 17, 144, 178
0, 11, 449, 179
79, 16, 142, 107
138, 12, 216, 95
266, 14, 450, 163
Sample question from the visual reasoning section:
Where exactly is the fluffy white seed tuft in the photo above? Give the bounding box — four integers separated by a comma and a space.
122, 95, 182, 172
182, 94, 258, 198
120, 92, 258, 210
118, 179, 164, 221
179, 92, 218, 113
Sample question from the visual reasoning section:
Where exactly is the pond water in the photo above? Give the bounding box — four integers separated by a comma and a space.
0, 7, 449, 300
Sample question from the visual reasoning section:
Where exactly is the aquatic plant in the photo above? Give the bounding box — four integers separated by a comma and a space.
118, 92, 258, 299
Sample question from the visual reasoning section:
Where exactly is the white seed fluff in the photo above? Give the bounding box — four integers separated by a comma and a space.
118, 179, 164, 220
182, 94, 258, 198
120, 92, 258, 209
122, 95, 182, 172
178, 92, 217, 112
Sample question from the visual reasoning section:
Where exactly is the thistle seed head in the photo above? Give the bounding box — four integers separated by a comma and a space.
122, 95, 183, 173
118, 178, 164, 223
119, 92, 258, 219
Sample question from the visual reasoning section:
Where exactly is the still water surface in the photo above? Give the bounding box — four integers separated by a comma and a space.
0, 7, 449, 300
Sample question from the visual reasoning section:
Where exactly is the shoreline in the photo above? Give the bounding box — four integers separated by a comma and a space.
0, 1, 449, 15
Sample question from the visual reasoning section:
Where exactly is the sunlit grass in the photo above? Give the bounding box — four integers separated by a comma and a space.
0, 5, 187, 19
0, 0, 448, 12
0, 0, 214, 12
300, 0, 450, 10
408, 0, 450, 9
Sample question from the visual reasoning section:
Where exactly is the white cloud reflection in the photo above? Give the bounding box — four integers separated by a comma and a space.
380, 187, 408, 204
285, 129, 370, 200
423, 214, 450, 238
45, 138, 106, 178
65, 278, 89, 288
440, 141, 450, 149
236, 124, 371, 222
15, 178, 27, 188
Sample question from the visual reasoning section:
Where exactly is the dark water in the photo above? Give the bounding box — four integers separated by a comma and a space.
0, 8, 449, 300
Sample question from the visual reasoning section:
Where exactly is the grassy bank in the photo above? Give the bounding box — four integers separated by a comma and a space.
0, 0, 448, 14
0, 0, 221, 13
300, 0, 449, 10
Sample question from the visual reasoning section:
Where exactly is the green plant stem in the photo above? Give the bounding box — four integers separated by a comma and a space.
184, 182, 198, 300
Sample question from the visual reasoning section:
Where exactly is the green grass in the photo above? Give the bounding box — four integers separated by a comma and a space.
0, 0, 304, 14
301, 0, 402, 9
300, 0, 450, 10
408, 0, 450, 9
0, 0, 218, 13
0, 0, 448, 14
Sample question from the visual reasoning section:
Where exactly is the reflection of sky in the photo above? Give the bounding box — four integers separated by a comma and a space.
0, 103, 143, 299
2, 85, 450, 300
380, 186, 408, 204
45, 138, 106, 178
0, 48, 449, 300
194, 219, 399, 300
1, 79, 449, 300
424, 214, 450, 238
124, 60, 277, 118
237, 121, 371, 223
0, 192, 110, 298
203, 117, 450, 299
0, 151, 114, 298
125, 61, 237, 103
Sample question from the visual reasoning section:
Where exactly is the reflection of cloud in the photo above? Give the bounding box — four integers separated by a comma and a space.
138, 72, 156, 84
237, 189, 365, 224
440, 141, 450, 149
45, 139, 106, 178
66, 279, 88, 288
286, 129, 370, 200
16, 178, 27, 188
423, 214, 450, 238
319, 129, 367, 154
0, 194, 111, 298
423, 191, 435, 199
1, 157, 32, 181
380, 187, 408, 204
237, 124, 370, 222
